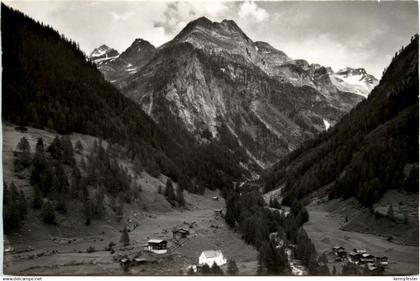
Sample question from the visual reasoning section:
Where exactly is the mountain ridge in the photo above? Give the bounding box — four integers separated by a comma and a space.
91, 18, 378, 98
90, 17, 377, 168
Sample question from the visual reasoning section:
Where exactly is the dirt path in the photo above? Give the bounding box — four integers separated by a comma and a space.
304, 202, 419, 275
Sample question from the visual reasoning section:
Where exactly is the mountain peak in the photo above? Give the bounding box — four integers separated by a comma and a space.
117, 38, 156, 69
133, 38, 148, 44
122, 38, 154, 53
336, 67, 368, 76
185, 16, 213, 30
330, 66, 378, 97
89, 45, 119, 64
174, 17, 246, 41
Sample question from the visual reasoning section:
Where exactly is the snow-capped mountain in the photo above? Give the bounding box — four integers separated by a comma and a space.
91, 17, 372, 168
330, 67, 379, 97
89, 39, 156, 82
89, 45, 119, 65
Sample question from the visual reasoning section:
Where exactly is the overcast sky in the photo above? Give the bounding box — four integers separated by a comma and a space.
4, 0, 418, 78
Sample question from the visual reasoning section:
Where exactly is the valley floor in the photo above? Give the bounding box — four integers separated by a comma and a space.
4, 190, 258, 275
304, 199, 419, 275
3, 124, 258, 276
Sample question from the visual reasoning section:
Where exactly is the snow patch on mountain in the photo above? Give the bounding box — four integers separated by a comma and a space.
323, 119, 331, 130
330, 67, 378, 97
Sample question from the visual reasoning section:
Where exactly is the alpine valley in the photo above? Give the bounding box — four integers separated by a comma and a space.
2, 3, 418, 277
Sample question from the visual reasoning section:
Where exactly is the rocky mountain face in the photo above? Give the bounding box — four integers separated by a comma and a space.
91, 17, 377, 168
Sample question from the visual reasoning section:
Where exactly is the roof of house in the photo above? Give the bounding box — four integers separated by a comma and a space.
361, 253, 374, 258
147, 239, 167, 244
200, 250, 223, 259
354, 249, 367, 253
173, 228, 189, 233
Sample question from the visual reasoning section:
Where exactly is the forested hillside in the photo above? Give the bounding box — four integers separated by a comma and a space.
1, 4, 246, 195
264, 35, 419, 207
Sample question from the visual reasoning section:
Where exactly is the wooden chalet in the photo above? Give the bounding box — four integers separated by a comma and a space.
144, 239, 168, 254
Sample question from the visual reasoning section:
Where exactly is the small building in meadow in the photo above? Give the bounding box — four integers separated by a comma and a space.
198, 250, 227, 266
172, 228, 190, 241
359, 253, 375, 264
332, 246, 345, 255
376, 256, 389, 266
348, 252, 361, 264
145, 239, 168, 254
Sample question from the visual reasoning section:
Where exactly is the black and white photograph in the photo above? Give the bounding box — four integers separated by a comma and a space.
1, 0, 419, 277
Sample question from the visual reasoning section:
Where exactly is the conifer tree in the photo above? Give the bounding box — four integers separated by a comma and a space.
61, 136, 75, 165
75, 140, 83, 153
70, 166, 82, 198
15, 137, 31, 171
83, 198, 94, 225
387, 204, 394, 220
41, 200, 56, 224
18, 189, 27, 218
227, 259, 239, 275
176, 184, 185, 206
201, 264, 211, 275
210, 262, 224, 275
32, 185, 43, 209
3, 182, 27, 231
165, 179, 176, 205
47, 136, 64, 160
35, 137, 45, 154
17, 136, 30, 152
94, 186, 105, 218
120, 226, 130, 246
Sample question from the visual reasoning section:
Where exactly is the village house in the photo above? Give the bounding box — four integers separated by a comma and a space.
198, 250, 227, 266
348, 251, 361, 264
376, 256, 389, 266
332, 246, 347, 260
214, 209, 224, 217
144, 239, 168, 254
332, 246, 345, 254
172, 228, 190, 241
359, 253, 375, 264
367, 262, 377, 271
353, 248, 367, 254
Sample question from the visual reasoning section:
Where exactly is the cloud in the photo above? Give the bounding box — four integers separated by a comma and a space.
110, 11, 135, 22
154, 1, 231, 35
4, 0, 417, 78
238, 1, 269, 23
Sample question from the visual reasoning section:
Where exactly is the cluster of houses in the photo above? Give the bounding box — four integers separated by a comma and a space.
332, 246, 388, 271
120, 225, 227, 273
